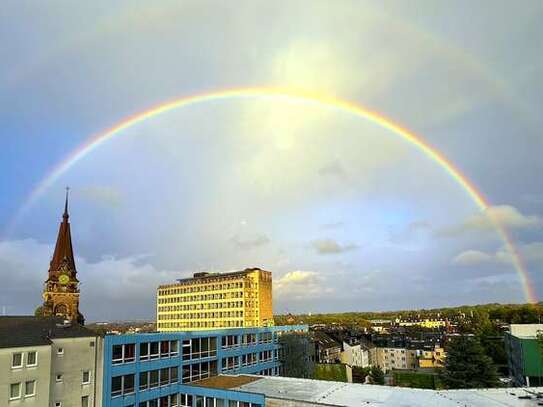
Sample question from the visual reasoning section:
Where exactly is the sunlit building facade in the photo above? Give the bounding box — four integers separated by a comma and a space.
157, 269, 273, 332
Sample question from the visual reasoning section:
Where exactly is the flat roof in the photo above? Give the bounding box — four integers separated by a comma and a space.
191, 375, 262, 390
159, 268, 269, 288
213, 375, 543, 406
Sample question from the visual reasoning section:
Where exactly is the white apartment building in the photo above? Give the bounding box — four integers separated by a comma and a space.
0, 316, 103, 407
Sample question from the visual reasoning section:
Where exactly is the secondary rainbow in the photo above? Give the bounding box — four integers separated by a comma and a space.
11, 87, 537, 303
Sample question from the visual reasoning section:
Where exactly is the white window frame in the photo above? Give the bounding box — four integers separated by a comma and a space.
24, 380, 36, 397
11, 352, 23, 369
57, 347, 64, 356
81, 395, 89, 407
56, 374, 63, 383
82, 370, 91, 384
26, 351, 38, 367
9, 382, 21, 400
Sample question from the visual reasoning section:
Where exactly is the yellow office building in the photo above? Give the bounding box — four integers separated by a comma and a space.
157, 268, 273, 332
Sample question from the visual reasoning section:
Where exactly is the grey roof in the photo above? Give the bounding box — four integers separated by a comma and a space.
0, 316, 97, 349
226, 375, 543, 407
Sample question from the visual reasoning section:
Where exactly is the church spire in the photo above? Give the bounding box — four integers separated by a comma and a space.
63, 186, 69, 220
49, 187, 76, 273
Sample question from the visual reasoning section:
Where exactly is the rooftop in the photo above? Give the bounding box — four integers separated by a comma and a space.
159, 268, 268, 287
203, 375, 543, 406
0, 316, 98, 349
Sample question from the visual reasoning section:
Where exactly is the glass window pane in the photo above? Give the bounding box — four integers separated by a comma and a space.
112, 345, 123, 362
12, 353, 22, 367
10, 383, 20, 399
150, 370, 159, 387
124, 374, 135, 394
111, 376, 122, 396
27, 351, 37, 366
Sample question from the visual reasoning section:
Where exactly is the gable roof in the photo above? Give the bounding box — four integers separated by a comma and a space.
0, 316, 97, 349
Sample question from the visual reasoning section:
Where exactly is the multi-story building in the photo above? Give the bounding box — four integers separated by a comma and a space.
340, 341, 371, 368
505, 324, 543, 386
157, 269, 273, 332
312, 332, 341, 364
0, 316, 103, 407
371, 347, 418, 372
101, 325, 306, 407
416, 345, 446, 369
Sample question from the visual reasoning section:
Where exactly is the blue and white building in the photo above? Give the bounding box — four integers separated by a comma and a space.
102, 325, 307, 407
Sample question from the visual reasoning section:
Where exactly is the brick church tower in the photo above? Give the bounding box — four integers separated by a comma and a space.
41, 189, 85, 324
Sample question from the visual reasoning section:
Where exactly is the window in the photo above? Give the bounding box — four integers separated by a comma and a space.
55, 402, 62, 407
82, 396, 89, 407
9, 383, 21, 400
112, 344, 135, 364
24, 380, 36, 397
57, 347, 64, 355
56, 374, 63, 382
27, 351, 37, 367
111, 374, 135, 396
12, 353, 22, 368
82, 370, 91, 384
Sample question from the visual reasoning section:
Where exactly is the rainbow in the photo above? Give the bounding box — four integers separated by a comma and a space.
10, 87, 537, 303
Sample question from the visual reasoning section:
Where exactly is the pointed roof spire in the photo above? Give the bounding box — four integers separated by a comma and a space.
63, 186, 70, 220
49, 188, 76, 273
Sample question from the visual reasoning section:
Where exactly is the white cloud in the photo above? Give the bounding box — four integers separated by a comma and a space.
453, 241, 543, 268
230, 234, 270, 250
439, 205, 542, 237
311, 239, 358, 254
453, 250, 493, 265
274, 270, 333, 300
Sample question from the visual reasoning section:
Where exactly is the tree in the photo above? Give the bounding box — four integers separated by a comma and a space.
369, 366, 385, 385
34, 306, 44, 318
441, 336, 499, 389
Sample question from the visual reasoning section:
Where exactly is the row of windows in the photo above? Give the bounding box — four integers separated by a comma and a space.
182, 337, 217, 360
139, 367, 179, 391
158, 292, 245, 304
112, 341, 179, 364
159, 281, 247, 296
158, 301, 246, 312
113, 361, 221, 397
221, 351, 278, 372
138, 393, 262, 407
221, 333, 274, 348
158, 320, 245, 329
158, 311, 245, 320
9, 381, 35, 401
11, 351, 37, 369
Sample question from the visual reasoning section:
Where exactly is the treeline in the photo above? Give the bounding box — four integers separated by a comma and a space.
274, 302, 543, 326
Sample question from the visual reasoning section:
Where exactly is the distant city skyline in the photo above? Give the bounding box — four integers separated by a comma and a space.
1, 1, 542, 321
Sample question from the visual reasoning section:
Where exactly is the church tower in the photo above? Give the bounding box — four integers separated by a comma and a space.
42, 189, 85, 324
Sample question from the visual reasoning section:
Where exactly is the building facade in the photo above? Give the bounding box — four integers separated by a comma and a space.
340, 342, 370, 368
157, 269, 273, 332
0, 316, 102, 407
41, 191, 84, 324
102, 325, 306, 407
505, 324, 543, 386
371, 347, 418, 372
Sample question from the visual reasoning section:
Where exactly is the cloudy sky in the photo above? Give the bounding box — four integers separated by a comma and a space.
1, 1, 542, 321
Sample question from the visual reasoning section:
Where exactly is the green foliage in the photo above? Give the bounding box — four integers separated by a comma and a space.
393, 371, 437, 389
370, 366, 385, 385
314, 364, 347, 382
34, 306, 44, 317
441, 336, 500, 389
274, 302, 542, 328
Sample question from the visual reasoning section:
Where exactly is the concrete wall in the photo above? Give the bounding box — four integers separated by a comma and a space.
50, 336, 101, 407
0, 345, 52, 407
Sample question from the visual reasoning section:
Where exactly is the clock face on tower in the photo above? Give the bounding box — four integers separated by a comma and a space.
58, 274, 70, 285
